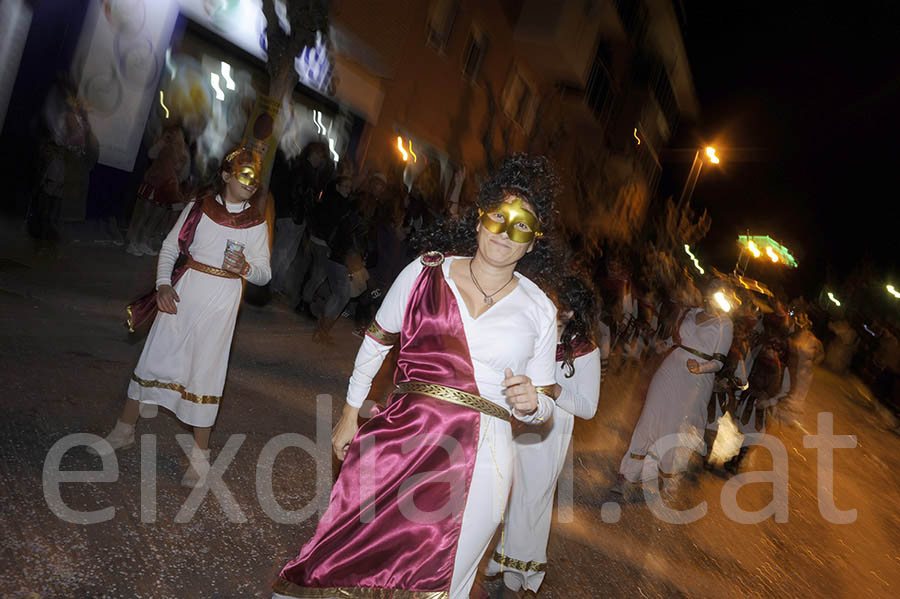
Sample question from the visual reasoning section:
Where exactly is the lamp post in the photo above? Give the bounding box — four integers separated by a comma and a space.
677, 146, 719, 210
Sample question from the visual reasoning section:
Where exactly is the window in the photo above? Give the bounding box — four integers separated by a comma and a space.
501, 66, 537, 132
586, 53, 614, 121
426, 0, 459, 52
462, 29, 488, 81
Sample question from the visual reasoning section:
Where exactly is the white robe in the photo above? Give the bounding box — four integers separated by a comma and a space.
128, 197, 271, 427
619, 309, 732, 481
485, 348, 601, 592
339, 256, 558, 599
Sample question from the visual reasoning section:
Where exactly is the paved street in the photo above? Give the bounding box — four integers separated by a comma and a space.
2, 220, 899, 599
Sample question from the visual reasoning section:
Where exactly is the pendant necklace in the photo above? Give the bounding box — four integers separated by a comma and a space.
469, 258, 515, 306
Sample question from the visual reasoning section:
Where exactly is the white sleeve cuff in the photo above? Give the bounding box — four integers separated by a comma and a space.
514, 391, 554, 424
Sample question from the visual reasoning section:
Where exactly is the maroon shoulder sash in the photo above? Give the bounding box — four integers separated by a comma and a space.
556, 335, 597, 362
125, 199, 205, 333
275, 253, 483, 596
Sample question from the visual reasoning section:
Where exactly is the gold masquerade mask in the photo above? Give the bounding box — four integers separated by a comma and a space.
479, 196, 542, 243
226, 148, 261, 188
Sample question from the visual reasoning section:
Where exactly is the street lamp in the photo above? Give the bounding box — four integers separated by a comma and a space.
677, 146, 720, 209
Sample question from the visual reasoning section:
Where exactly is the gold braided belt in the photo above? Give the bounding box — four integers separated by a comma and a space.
394, 381, 511, 422
187, 257, 240, 279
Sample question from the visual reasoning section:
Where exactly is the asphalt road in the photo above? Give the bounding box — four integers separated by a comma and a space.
2, 220, 898, 598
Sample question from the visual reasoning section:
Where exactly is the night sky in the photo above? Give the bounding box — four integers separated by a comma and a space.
660, 2, 900, 298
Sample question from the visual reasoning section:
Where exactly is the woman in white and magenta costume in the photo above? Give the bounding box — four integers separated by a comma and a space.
486, 274, 602, 597
88, 148, 271, 487
273, 155, 563, 599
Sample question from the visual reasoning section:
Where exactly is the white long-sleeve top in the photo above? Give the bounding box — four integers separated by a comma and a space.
555, 347, 602, 419
155, 196, 271, 289
346, 256, 558, 424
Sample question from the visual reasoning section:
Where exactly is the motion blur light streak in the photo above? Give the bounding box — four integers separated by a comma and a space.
396, 136, 408, 161
887, 284, 900, 299
684, 244, 704, 274
827, 292, 841, 307
408, 140, 417, 163
713, 291, 732, 312
312, 110, 326, 135
633, 127, 641, 145
158, 90, 169, 118
766, 246, 779, 263
328, 137, 339, 162
165, 48, 176, 80
748, 240, 761, 257
221, 61, 235, 90
209, 72, 225, 101
706, 146, 719, 164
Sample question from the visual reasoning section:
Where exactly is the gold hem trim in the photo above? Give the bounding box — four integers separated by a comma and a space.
365, 320, 399, 346
395, 381, 511, 422
629, 452, 646, 460
272, 578, 448, 598
491, 551, 547, 573
131, 374, 221, 404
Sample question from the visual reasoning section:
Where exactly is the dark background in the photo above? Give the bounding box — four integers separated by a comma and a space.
660, 1, 900, 299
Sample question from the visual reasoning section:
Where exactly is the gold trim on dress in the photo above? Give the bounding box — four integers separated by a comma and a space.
130, 374, 221, 404
187, 257, 241, 279
395, 381, 511, 422
629, 452, 646, 460
491, 551, 547, 573
365, 320, 399, 346
126, 304, 135, 333
272, 578, 448, 598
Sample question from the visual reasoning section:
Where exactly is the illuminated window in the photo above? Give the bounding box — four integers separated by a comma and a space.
426, 0, 459, 52
462, 29, 488, 81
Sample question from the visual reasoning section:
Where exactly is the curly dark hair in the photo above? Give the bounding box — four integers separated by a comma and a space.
555, 272, 599, 377
411, 154, 564, 289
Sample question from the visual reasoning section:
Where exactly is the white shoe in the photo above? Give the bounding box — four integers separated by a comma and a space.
86, 419, 135, 456
125, 243, 144, 256
180, 447, 211, 488
139, 242, 158, 256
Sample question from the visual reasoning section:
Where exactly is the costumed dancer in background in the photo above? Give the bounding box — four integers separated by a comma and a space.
88, 148, 271, 487
727, 335, 792, 473
783, 310, 824, 420
273, 155, 561, 599
125, 124, 190, 256
485, 274, 601, 598
612, 279, 733, 495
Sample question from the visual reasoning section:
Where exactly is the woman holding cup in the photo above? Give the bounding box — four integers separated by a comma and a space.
88, 148, 271, 487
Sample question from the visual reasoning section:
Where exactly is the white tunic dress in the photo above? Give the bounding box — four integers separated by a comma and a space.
128, 197, 271, 427
339, 256, 558, 599
485, 347, 601, 592
619, 309, 733, 481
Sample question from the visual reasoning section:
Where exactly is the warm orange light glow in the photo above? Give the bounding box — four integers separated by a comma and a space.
396, 136, 408, 161
748, 240, 761, 257
633, 127, 641, 145
408, 140, 417, 163
766, 246, 779, 263
706, 146, 720, 164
